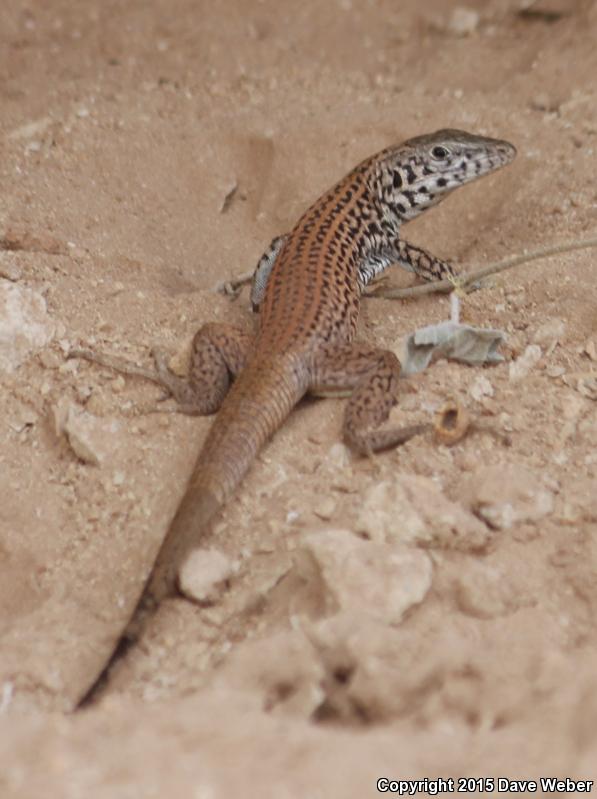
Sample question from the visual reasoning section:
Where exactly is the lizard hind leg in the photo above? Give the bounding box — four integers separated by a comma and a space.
71, 323, 252, 416
311, 343, 427, 456
152, 322, 253, 414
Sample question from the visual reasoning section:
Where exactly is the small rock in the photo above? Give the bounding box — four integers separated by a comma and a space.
6, 116, 53, 141
165, 345, 190, 377
111, 375, 126, 393
85, 392, 113, 415
530, 92, 555, 112
462, 464, 554, 530
59, 403, 121, 465
584, 339, 597, 362
112, 471, 125, 486
0, 282, 55, 373
447, 7, 480, 35
39, 349, 62, 369
178, 548, 234, 603
0, 254, 23, 281
546, 365, 566, 378
508, 344, 542, 381
326, 442, 351, 469
298, 529, 432, 623
313, 497, 336, 520
9, 407, 38, 433
532, 318, 565, 349
454, 562, 530, 619
356, 475, 491, 552
469, 374, 494, 401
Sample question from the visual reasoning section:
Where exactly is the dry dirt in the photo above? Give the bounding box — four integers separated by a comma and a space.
1, 0, 597, 796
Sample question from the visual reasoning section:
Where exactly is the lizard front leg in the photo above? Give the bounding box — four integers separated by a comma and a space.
71, 323, 252, 415
311, 343, 427, 455
357, 239, 457, 291
390, 238, 457, 282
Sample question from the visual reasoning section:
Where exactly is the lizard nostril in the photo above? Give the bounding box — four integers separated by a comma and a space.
498, 142, 517, 161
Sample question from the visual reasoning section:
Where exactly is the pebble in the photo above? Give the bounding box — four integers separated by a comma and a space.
7, 116, 53, 141
39, 349, 62, 369
584, 339, 596, 362
298, 529, 432, 623
178, 548, 234, 604
0, 283, 55, 373
10, 408, 38, 433
313, 497, 336, 520
326, 442, 351, 469
356, 474, 492, 552
469, 374, 494, 401
532, 318, 566, 349
56, 402, 121, 465
447, 7, 480, 35
462, 464, 554, 530
454, 562, 528, 619
530, 92, 555, 112
0, 254, 23, 281
111, 375, 126, 393
508, 344, 542, 382
112, 471, 125, 486
546, 365, 566, 378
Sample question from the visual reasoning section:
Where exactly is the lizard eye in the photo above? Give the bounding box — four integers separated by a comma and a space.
431, 145, 450, 160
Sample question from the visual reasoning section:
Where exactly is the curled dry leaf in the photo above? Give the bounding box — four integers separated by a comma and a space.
433, 401, 471, 445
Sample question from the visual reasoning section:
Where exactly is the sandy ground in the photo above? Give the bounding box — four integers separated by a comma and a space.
1, 0, 597, 796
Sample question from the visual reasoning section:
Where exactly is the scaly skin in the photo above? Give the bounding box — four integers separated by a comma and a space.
74, 129, 516, 595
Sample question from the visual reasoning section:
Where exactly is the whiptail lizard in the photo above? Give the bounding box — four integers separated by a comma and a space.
74, 129, 516, 595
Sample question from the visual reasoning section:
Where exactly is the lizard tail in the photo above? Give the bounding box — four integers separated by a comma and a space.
148, 486, 223, 600
150, 355, 306, 598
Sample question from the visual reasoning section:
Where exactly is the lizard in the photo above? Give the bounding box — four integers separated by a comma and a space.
72, 129, 516, 596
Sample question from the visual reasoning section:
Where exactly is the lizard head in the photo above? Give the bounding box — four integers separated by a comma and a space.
373, 128, 516, 221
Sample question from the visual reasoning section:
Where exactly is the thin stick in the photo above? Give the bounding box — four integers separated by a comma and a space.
368, 236, 597, 300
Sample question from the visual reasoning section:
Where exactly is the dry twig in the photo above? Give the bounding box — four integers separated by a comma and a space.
368, 237, 597, 300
